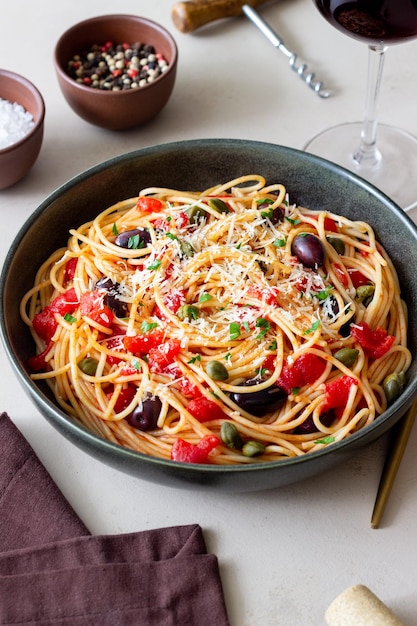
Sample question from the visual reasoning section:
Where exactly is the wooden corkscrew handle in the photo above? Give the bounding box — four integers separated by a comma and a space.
171, 0, 272, 33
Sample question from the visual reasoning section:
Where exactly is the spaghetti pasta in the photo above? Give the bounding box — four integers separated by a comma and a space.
21, 175, 411, 464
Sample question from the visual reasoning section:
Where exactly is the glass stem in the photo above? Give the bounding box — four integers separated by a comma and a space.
353, 44, 388, 168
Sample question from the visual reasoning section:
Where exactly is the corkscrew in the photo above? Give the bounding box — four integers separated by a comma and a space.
171, 0, 332, 98
242, 4, 331, 98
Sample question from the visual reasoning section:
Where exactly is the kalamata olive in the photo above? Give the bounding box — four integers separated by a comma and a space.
104, 293, 128, 318
126, 396, 162, 431
324, 295, 353, 338
258, 203, 284, 224
229, 381, 287, 417
114, 227, 151, 249
96, 276, 128, 318
96, 277, 117, 291
295, 409, 335, 434
291, 233, 325, 269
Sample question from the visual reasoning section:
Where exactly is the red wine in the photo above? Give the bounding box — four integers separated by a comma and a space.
314, 1, 417, 45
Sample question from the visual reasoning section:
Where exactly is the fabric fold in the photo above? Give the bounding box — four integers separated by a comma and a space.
0, 412, 89, 550
0, 413, 230, 625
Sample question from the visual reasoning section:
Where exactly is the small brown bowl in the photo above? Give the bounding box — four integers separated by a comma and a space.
54, 14, 178, 130
0, 70, 45, 190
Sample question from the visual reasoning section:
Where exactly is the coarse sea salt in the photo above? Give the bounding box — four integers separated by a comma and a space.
0, 97, 35, 150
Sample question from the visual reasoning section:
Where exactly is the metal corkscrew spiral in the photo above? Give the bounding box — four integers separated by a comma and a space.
242, 4, 331, 99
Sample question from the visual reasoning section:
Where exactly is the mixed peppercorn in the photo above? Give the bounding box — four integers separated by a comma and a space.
66, 41, 169, 91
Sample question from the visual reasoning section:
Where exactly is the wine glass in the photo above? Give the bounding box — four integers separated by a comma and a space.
304, 0, 417, 212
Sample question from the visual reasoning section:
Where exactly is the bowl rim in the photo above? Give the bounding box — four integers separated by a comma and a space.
1, 138, 417, 474
0, 68, 45, 154
53, 13, 178, 97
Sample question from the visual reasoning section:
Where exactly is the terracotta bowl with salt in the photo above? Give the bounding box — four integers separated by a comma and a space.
0, 69, 45, 190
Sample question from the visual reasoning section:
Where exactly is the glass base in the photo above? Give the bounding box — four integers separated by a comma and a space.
304, 122, 417, 212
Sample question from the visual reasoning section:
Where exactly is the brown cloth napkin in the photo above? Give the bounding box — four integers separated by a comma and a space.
0, 412, 230, 625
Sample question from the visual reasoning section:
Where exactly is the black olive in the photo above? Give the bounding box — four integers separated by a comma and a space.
103, 293, 128, 318
114, 228, 151, 249
96, 277, 118, 291
95, 276, 128, 318
229, 380, 287, 417
258, 203, 284, 224
295, 410, 335, 434
126, 396, 162, 431
292, 233, 325, 269
324, 295, 353, 338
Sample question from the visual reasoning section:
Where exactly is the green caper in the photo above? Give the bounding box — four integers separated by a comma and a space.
78, 357, 98, 376
206, 360, 229, 381
242, 440, 266, 457
177, 304, 199, 321
326, 236, 345, 256
207, 198, 230, 214
383, 372, 406, 405
180, 240, 195, 258
334, 348, 359, 368
186, 205, 208, 224
356, 283, 375, 305
220, 422, 243, 450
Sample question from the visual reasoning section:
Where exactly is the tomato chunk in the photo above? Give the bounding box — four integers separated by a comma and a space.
63, 257, 78, 283
27, 342, 54, 372
321, 375, 358, 412
123, 329, 164, 355
106, 384, 136, 413
32, 288, 79, 343
348, 269, 370, 288
148, 339, 181, 373
136, 197, 164, 214
171, 435, 220, 463
276, 353, 326, 394
351, 321, 395, 360
187, 397, 227, 422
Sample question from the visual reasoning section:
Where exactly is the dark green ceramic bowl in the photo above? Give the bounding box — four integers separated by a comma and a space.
1, 139, 417, 491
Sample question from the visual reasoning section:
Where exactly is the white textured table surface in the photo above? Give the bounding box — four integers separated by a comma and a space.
1, 1, 417, 624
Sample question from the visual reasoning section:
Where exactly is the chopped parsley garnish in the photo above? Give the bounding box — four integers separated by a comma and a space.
304, 319, 321, 335
285, 216, 301, 226
112, 223, 119, 236
229, 322, 241, 340
268, 340, 277, 351
166, 232, 178, 241
273, 238, 286, 247
140, 320, 159, 333
199, 292, 213, 303
314, 435, 335, 445
313, 288, 333, 301
147, 259, 161, 271
187, 354, 201, 364
127, 234, 140, 249
130, 358, 141, 371
64, 313, 77, 323
255, 317, 271, 339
